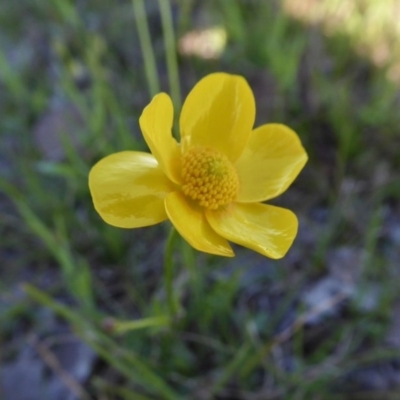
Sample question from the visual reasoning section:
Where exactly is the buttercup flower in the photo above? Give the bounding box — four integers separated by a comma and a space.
89, 73, 307, 258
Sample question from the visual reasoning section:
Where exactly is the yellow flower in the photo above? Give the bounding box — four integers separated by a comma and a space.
89, 73, 308, 258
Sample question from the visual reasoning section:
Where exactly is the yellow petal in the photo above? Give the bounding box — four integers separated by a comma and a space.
235, 124, 308, 202
180, 73, 255, 162
89, 151, 174, 228
164, 191, 234, 257
206, 202, 298, 259
139, 93, 181, 184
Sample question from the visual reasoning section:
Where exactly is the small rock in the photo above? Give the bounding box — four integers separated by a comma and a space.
33, 102, 86, 161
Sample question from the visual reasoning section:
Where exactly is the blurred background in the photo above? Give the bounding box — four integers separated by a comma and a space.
1, 0, 400, 399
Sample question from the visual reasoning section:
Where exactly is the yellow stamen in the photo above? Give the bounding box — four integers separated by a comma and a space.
181, 146, 239, 209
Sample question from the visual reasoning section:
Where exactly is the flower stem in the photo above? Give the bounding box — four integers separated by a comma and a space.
132, 0, 160, 97
158, 0, 181, 117
164, 226, 179, 324
182, 240, 200, 306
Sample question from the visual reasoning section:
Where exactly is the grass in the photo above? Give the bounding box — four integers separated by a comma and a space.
1, 0, 400, 399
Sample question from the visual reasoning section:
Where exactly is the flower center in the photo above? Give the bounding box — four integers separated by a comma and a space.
181, 146, 239, 210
